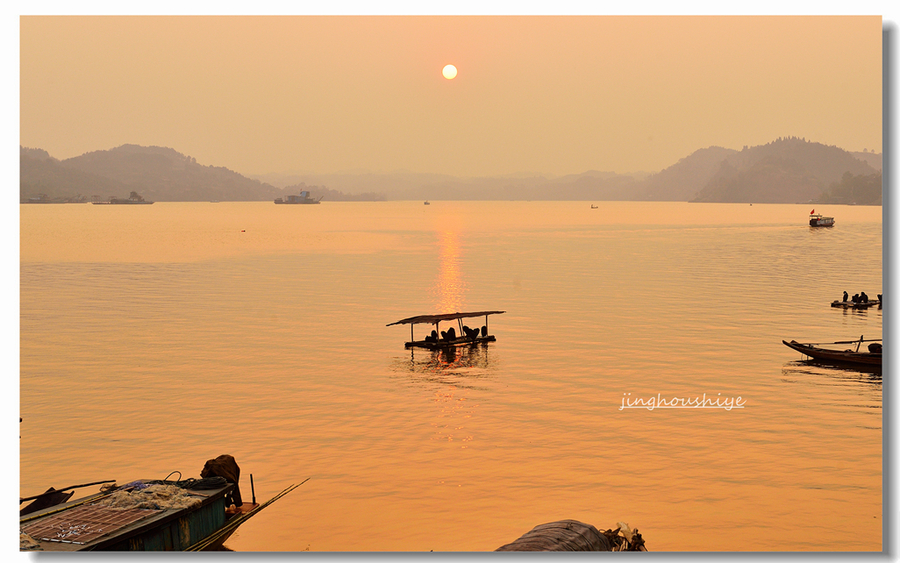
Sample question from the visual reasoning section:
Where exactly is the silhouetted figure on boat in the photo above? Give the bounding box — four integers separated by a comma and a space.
852, 294, 860, 303
843, 291, 849, 302
462, 325, 480, 339
482, 326, 488, 337
860, 291, 869, 303
444, 327, 456, 340
878, 294, 882, 302
868, 343, 882, 353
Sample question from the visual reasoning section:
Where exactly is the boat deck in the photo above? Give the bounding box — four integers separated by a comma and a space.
831, 300, 881, 309
20, 481, 233, 551
406, 334, 496, 350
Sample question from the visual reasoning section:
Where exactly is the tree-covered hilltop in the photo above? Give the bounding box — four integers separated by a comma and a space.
690, 137, 879, 203
20, 145, 128, 202
58, 144, 285, 202
819, 171, 883, 205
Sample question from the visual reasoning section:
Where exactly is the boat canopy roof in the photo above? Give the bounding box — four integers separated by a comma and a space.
386, 310, 505, 326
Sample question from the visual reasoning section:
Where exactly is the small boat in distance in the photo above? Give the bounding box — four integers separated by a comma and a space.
387, 310, 505, 350
809, 209, 834, 227
783, 337, 881, 366
424, 201, 430, 205
274, 191, 322, 204
92, 191, 154, 205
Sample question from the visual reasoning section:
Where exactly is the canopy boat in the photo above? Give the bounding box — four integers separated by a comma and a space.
782, 337, 881, 366
387, 310, 505, 350
808, 210, 834, 227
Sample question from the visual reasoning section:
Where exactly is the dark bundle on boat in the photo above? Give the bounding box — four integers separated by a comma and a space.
201, 454, 243, 507
444, 327, 456, 340
495, 520, 647, 552
481, 325, 488, 337
869, 343, 882, 353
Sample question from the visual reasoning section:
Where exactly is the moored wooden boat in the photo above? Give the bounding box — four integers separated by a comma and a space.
782, 338, 881, 366
20, 457, 306, 552
20, 480, 237, 551
387, 310, 505, 350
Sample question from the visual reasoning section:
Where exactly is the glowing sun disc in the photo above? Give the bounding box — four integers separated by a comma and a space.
442, 64, 458, 79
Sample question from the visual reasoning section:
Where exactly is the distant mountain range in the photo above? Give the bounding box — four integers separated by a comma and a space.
20, 137, 881, 204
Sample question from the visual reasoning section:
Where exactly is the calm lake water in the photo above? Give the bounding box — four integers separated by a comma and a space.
19, 201, 882, 551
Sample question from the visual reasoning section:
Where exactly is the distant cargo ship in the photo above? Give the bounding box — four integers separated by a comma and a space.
92, 191, 154, 205
274, 191, 322, 204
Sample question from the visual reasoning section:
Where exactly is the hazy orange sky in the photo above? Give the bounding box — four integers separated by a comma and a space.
19, 15, 885, 177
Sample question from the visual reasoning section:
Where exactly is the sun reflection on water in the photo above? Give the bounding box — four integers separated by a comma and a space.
431, 229, 466, 314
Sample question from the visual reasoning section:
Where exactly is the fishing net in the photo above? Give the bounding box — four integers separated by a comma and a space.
94, 483, 202, 511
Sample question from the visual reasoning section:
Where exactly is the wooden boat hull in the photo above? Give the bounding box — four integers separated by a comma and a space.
406, 335, 496, 350
782, 340, 881, 366
20, 482, 234, 551
831, 300, 881, 309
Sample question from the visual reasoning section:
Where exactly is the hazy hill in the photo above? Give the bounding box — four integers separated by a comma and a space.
851, 150, 882, 171
21, 146, 129, 201
20, 138, 881, 204
57, 145, 284, 202
19, 145, 379, 203
634, 146, 740, 201
819, 171, 883, 205
255, 170, 643, 201
692, 137, 878, 203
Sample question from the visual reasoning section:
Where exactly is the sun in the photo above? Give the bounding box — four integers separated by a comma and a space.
442, 64, 458, 80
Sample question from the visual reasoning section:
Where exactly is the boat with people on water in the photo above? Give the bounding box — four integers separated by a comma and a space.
831, 291, 881, 309
782, 336, 882, 367
387, 310, 505, 350
808, 209, 834, 227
